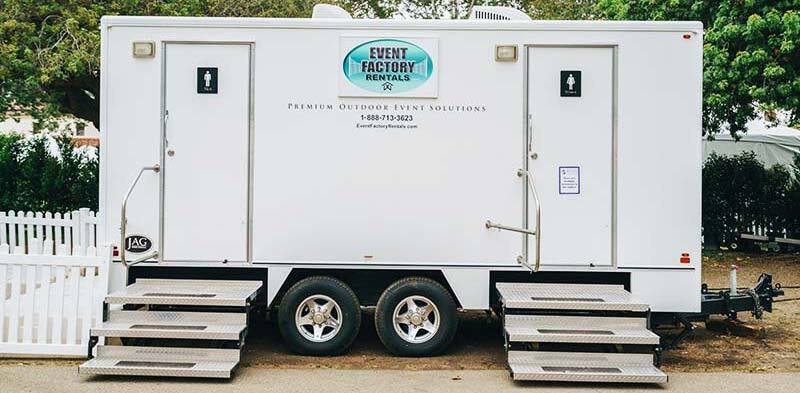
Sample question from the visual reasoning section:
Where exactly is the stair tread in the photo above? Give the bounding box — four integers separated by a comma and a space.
105, 279, 262, 307
80, 345, 241, 378
496, 283, 648, 312
504, 315, 659, 344
507, 351, 666, 383
91, 321, 245, 340
510, 363, 667, 383
79, 357, 238, 378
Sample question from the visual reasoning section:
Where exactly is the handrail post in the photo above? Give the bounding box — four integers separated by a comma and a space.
517, 169, 542, 272
120, 164, 160, 267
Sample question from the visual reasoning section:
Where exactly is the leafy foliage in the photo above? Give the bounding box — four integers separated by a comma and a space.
0, 133, 98, 212
597, 0, 800, 137
0, 0, 378, 129
702, 151, 795, 246
786, 154, 800, 237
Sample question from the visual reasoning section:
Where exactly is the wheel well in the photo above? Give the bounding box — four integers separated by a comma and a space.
270, 269, 462, 309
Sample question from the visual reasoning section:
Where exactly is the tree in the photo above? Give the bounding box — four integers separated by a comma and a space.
597, 0, 800, 137
0, 0, 383, 130
397, 1, 594, 20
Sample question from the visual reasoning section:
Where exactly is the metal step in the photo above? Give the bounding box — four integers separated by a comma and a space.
508, 351, 667, 383
91, 310, 247, 340
505, 315, 659, 345
80, 345, 240, 378
105, 279, 262, 307
496, 283, 649, 312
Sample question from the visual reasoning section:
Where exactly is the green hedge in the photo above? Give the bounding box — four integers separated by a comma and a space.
702, 151, 800, 246
0, 133, 98, 212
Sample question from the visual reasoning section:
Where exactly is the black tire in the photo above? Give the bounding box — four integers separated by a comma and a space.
375, 277, 458, 357
277, 276, 361, 356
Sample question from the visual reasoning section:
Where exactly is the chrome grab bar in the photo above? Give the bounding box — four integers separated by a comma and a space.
120, 164, 160, 267
485, 220, 536, 236
518, 168, 542, 272
484, 168, 542, 272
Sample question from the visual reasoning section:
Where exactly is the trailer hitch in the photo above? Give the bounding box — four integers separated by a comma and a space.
700, 273, 784, 320
658, 273, 784, 352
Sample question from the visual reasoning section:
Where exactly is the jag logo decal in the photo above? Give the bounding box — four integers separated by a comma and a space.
124, 235, 152, 254
342, 39, 434, 94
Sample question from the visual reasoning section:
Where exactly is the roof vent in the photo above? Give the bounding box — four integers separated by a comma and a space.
469, 6, 531, 21
312, 4, 352, 19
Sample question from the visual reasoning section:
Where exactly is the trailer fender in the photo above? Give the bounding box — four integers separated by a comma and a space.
441, 268, 489, 310
268, 266, 293, 307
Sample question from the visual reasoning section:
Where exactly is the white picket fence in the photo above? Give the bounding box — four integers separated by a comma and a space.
0, 209, 109, 357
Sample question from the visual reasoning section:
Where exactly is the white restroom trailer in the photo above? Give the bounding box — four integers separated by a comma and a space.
88, 6, 702, 382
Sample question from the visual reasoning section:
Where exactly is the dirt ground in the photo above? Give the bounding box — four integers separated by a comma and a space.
2, 252, 798, 372
660, 252, 800, 372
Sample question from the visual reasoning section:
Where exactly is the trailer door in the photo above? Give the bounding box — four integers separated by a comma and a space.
162, 43, 251, 262
527, 46, 614, 267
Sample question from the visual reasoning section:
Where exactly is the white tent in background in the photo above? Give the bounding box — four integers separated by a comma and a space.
703, 118, 800, 170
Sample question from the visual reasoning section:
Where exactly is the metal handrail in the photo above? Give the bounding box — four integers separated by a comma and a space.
518, 168, 542, 272
120, 164, 160, 267
485, 220, 536, 236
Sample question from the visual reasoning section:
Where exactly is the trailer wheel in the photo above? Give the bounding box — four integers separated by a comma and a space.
375, 277, 458, 357
277, 276, 361, 356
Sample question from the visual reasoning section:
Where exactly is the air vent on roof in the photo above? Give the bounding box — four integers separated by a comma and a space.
312, 4, 352, 19
469, 6, 531, 21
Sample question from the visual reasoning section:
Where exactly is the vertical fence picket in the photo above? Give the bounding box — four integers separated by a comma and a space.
35, 212, 44, 252
65, 212, 74, 255
43, 212, 53, 254
8, 211, 17, 251
88, 210, 97, 249
8, 265, 21, 343
23, 265, 35, 343
66, 265, 81, 345
80, 265, 95, 345
37, 265, 51, 344
54, 212, 63, 253
52, 266, 65, 345
24, 212, 34, 254
78, 208, 90, 255
0, 264, 6, 341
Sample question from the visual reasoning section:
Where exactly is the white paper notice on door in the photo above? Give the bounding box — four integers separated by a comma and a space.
558, 166, 580, 195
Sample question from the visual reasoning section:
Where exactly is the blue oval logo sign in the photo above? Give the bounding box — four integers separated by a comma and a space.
343, 39, 434, 94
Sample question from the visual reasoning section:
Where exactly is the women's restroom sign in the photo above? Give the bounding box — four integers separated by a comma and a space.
558, 166, 580, 194
560, 70, 581, 97
197, 67, 218, 94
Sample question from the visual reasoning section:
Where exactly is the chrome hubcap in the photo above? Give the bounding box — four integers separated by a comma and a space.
295, 294, 342, 343
393, 295, 440, 344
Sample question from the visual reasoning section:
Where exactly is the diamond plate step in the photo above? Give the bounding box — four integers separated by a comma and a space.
80, 345, 240, 378
508, 351, 667, 383
91, 310, 247, 340
505, 315, 659, 345
105, 279, 262, 307
496, 283, 649, 312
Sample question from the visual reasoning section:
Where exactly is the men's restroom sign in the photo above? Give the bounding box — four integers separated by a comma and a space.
560, 70, 581, 97
197, 67, 218, 94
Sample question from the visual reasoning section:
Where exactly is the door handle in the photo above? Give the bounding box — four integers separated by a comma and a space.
167, 149, 175, 157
